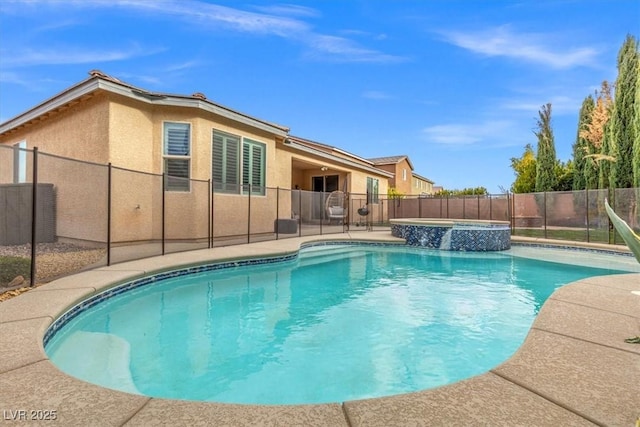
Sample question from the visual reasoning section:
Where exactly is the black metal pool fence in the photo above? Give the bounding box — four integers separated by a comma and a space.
1, 145, 638, 287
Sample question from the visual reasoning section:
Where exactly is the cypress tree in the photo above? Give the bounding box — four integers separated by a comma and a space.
573, 95, 594, 190
633, 59, 640, 188
535, 103, 557, 192
600, 121, 614, 189
608, 35, 639, 188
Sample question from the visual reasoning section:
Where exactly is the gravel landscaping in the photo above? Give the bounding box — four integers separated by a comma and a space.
0, 242, 107, 301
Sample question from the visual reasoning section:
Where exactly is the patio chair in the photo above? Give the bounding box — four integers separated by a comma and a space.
325, 190, 348, 224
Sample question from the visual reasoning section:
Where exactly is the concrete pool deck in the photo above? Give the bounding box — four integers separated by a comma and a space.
1, 232, 638, 426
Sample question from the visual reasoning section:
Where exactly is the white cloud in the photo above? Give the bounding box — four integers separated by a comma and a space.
1, 44, 164, 67
439, 25, 599, 69
502, 95, 580, 115
362, 90, 392, 100
164, 60, 201, 72
422, 120, 514, 146
0, 71, 30, 86
2, 0, 405, 64
304, 34, 406, 63
250, 4, 321, 18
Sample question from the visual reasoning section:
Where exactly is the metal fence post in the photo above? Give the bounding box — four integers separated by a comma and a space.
446, 195, 449, 218
585, 188, 590, 243
320, 191, 324, 235
276, 187, 280, 240
107, 163, 112, 266
162, 173, 166, 255
462, 196, 466, 219
298, 189, 302, 237
211, 183, 215, 248
208, 179, 212, 249
247, 184, 251, 244
543, 191, 548, 239
29, 147, 38, 287
508, 193, 513, 232
489, 194, 493, 220
608, 187, 614, 245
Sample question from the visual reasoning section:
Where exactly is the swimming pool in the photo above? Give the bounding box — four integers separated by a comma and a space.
44, 243, 634, 405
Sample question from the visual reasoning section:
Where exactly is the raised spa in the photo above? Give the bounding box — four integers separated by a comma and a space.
390, 218, 511, 251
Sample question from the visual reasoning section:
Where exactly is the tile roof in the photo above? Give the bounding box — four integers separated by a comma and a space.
0, 70, 290, 136
367, 155, 408, 165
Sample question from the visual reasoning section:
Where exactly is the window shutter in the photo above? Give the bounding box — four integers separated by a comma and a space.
212, 131, 240, 192
241, 140, 265, 195
251, 144, 263, 188
225, 137, 239, 192
165, 123, 190, 155
212, 132, 224, 186
165, 159, 190, 191
242, 142, 250, 190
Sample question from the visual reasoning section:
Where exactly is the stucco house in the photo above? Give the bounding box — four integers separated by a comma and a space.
0, 70, 396, 245
368, 155, 413, 196
412, 172, 435, 196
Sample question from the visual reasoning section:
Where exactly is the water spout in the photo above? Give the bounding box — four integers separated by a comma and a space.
439, 228, 453, 250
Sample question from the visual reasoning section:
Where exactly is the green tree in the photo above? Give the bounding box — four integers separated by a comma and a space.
633, 55, 640, 188
510, 144, 537, 193
608, 34, 639, 188
387, 187, 405, 199
534, 103, 557, 192
601, 120, 614, 189
555, 160, 574, 191
572, 95, 595, 190
435, 187, 488, 196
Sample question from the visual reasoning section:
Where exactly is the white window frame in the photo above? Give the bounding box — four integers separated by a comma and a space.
402, 168, 407, 181
163, 121, 191, 192
13, 141, 27, 183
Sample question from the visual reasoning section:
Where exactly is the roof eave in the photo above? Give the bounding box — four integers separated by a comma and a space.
289, 136, 375, 166
284, 139, 394, 178
0, 76, 99, 134
1, 75, 290, 137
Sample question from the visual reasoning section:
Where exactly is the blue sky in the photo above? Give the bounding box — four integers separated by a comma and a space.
1, 0, 638, 193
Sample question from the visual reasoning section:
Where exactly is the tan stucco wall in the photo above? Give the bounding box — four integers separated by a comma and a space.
0, 93, 110, 162
104, 95, 289, 241
394, 159, 413, 195
1, 91, 291, 243
0, 94, 111, 243
412, 177, 434, 195
0, 146, 13, 183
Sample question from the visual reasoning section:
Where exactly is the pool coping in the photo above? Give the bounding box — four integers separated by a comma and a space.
1, 231, 638, 426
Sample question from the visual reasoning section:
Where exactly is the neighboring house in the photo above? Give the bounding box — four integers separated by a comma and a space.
368, 155, 434, 196
412, 172, 435, 196
0, 70, 396, 244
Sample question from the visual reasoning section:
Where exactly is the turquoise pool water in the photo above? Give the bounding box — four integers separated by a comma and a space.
45, 244, 629, 404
